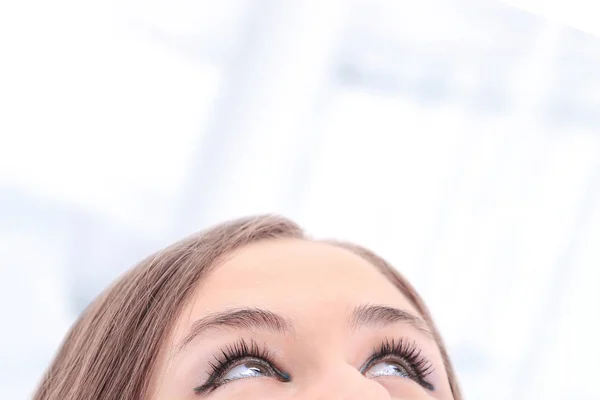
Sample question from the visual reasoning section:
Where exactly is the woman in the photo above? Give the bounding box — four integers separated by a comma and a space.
33, 215, 461, 399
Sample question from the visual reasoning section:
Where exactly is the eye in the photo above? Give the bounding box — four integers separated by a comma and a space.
361, 338, 435, 391
363, 360, 410, 379
219, 359, 274, 384
194, 339, 291, 394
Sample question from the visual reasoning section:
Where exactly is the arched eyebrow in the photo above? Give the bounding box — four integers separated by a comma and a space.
349, 304, 433, 338
178, 304, 432, 352
178, 307, 294, 351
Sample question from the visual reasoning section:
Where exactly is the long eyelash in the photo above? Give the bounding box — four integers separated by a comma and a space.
209, 338, 272, 377
371, 338, 435, 389
196, 338, 435, 394
194, 339, 279, 394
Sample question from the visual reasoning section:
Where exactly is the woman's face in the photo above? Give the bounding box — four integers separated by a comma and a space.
153, 239, 454, 399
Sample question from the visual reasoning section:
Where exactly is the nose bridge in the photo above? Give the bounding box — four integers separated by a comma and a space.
305, 363, 391, 400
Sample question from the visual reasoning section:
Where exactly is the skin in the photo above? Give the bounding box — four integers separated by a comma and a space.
151, 239, 454, 399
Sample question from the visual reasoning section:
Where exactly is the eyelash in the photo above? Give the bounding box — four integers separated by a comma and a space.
193, 339, 289, 394
363, 337, 435, 391
194, 337, 435, 394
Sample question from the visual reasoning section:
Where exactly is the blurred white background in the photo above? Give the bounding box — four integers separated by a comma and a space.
1, 0, 600, 398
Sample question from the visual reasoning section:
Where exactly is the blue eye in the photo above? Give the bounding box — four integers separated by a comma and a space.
364, 360, 410, 379
361, 338, 435, 391
194, 339, 291, 394
219, 360, 272, 383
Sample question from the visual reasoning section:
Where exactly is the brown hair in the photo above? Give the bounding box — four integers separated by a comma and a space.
33, 215, 461, 399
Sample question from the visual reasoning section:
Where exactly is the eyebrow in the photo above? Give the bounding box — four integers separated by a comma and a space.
178, 304, 432, 352
178, 307, 294, 351
350, 304, 433, 338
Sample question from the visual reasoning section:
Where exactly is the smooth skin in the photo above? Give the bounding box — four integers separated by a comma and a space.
151, 239, 454, 399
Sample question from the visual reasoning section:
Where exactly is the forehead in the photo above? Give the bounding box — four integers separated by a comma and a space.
185, 239, 420, 321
